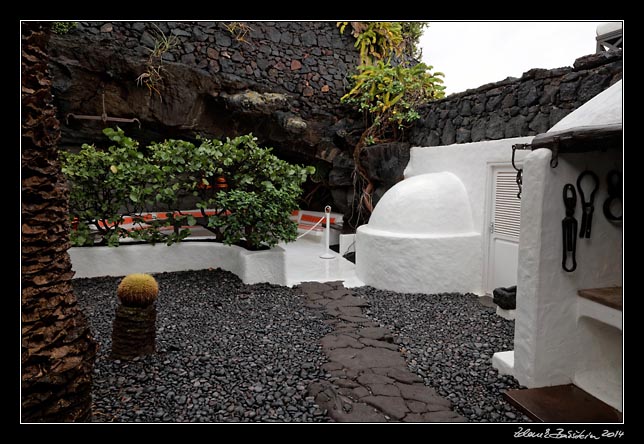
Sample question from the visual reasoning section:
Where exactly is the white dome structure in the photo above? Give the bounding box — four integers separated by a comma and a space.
356, 172, 481, 294
368, 172, 475, 235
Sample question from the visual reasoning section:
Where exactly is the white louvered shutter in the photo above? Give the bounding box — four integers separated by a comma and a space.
493, 171, 521, 239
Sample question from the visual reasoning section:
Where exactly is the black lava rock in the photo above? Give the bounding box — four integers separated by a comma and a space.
493, 286, 517, 310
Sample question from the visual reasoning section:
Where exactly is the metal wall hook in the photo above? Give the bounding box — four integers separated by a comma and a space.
65, 93, 142, 128
511, 143, 528, 199
576, 170, 599, 238
603, 169, 622, 222
550, 137, 560, 168
562, 183, 578, 272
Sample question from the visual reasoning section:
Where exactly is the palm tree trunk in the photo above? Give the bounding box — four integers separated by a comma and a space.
21, 22, 97, 422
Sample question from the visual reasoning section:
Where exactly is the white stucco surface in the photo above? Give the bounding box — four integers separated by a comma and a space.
401, 138, 533, 293
356, 172, 482, 294
513, 148, 622, 410
404, 137, 533, 227
368, 172, 475, 234
280, 237, 363, 288
356, 229, 481, 294
574, 317, 623, 411
496, 306, 516, 320
70, 242, 287, 285
491, 350, 515, 377
549, 80, 622, 132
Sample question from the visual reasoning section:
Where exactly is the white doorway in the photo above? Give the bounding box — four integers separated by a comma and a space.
485, 165, 522, 294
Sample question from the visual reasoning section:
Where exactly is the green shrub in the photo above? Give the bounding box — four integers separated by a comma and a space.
51, 22, 78, 35
61, 128, 314, 249
341, 61, 445, 138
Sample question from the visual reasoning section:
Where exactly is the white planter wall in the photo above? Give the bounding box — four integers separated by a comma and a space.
69, 242, 286, 286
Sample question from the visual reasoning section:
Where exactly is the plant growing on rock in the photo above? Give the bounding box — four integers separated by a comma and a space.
51, 21, 78, 34
111, 273, 159, 360
136, 24, 178, 100
338, 22, 404, 66
223, 22, 254, 45
338, 22, 445, 228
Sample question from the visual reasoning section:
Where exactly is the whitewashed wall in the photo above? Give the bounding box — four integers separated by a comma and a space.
356, 172, 481, 294
513, 148, 622, 410
402, 137, 533, 293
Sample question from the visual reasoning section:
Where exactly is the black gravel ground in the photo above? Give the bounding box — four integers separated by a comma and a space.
75, 269, 531, 423
354, 287, 532, 423
74, 269, 333, 423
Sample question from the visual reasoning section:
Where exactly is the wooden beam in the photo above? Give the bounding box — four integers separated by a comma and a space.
530, 123, 622, 154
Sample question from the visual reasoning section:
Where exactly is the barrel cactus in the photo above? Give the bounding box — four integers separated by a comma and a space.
111, 273, 159, 360
117, 273, 159, 307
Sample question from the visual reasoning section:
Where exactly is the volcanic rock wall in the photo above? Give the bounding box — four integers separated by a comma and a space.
47, 21, 622, 220
48, 21, 361, 165
409, 50, 622, 147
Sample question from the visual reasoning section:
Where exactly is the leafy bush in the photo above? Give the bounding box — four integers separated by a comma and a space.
61, 128, 175, 247
61, 128, 314, 249
51, 22, 78, 35
341, 61, 445, 138
338, 22, 403, 65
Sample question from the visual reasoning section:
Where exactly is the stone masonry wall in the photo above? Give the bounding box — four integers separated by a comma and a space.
49, 21, 360, 166
71, 21, 358, 120
409, 50, 622, 147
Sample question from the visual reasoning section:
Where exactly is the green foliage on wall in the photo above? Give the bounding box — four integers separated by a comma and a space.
51, 22, 78, 34
341, 61, 445, 141
337, 21, 445, 225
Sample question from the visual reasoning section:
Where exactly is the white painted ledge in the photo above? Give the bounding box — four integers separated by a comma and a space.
577, 297, 622, 331
69, 241, 286, 286
496, 306, 516, 320
339, 234, 356, 256
492, 350, 515, 377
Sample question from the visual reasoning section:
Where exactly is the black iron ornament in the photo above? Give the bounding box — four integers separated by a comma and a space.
511, 144, 524, 199
576, 170, 599, 239
603, 170, 622, 223
562, 184, 578, 272
66, 93, 141, 128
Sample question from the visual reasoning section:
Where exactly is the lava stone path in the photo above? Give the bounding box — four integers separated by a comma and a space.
297, 281, 466, 422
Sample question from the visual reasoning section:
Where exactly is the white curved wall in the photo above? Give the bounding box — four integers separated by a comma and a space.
549, 80, 622, 132
404, 137, 533, 227
402, 137, 533, 294
69, 242, 286, 285
356, 172, 481, 294
356, 228, 481, 294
